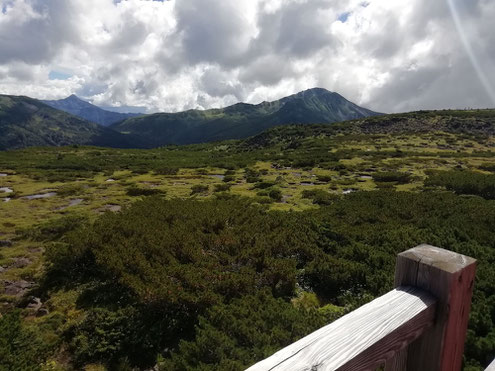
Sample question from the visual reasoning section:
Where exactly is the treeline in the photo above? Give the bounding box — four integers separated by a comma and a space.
2, 190, 495, 370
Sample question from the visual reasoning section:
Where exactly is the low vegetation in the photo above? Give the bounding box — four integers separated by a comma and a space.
1, 109, 495, 370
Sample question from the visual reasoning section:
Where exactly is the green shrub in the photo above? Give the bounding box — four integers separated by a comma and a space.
316, 174, 332, 182
214, 184, 231, 192
159, 290, 329, 371
67, 307, 166, 368
44, 197, 332, 367
127, 187, 165, 197
19, 214, 89, 242
0, 311, 52, 370
301, 189, 337, 205
253, 181, 276, 189
244, 168, 261, 183
372, 171, 411, 184
39, 192, 495, 369
425, 170, 495, 199
246, 176, 261, 183
268, 188, 282, 201
190, 184, 209, 195
57, 183, 85, 196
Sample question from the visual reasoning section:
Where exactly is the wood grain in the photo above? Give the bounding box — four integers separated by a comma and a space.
246, 286, 436, 371
388, 244, 477, 371
486, 359, 495, 371
384, 348, 406, 371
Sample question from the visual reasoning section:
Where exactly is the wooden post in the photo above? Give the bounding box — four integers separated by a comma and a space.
385, 244, 476, 371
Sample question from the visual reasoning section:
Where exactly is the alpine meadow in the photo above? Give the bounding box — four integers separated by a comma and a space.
1, 0, 495, 370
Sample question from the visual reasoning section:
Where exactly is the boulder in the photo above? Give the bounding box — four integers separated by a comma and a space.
2, 280, 34, 296
26, 296, 42, 311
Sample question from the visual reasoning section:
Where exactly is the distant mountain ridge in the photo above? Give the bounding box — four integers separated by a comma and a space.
0, 95, 145, 150
110, 88, 382, 146
0, 88, 382, 150
42, 95, 140, 127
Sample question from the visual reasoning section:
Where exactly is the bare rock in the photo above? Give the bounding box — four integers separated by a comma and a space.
10, 257, 32, 268
2, 279, 34, 296
26, 296, 43, 311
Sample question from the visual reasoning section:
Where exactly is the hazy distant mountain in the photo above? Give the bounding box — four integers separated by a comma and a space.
99, 104, 146, 115
0, 89, 381, 150
0, 95, 145, 150
42, 95, 141, 127
111, 88, 382, 146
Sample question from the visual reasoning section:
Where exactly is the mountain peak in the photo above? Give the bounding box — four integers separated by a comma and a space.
302, 87, 335, 94
42, 95, 139, 127
111, 88, 381, 146
282, 88, 339, 102
65, 94, 84, 101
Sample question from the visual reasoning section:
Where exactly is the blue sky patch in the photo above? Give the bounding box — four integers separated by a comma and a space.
49, 71, 72, 80
114, 0, 165, 3
338, 12, 351, 22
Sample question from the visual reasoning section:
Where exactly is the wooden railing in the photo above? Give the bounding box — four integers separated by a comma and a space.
247, 244, 477, 371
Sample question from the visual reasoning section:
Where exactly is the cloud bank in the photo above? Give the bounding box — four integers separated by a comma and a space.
0, 0, 494, 113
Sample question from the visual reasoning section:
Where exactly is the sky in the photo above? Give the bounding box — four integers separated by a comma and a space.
0, 0, 494, 114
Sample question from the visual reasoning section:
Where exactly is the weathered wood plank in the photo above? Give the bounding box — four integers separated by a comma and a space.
486, 359, 495, 371
389, 244, 476, 371
246, 286, 436, 371
384, 348, 406, 371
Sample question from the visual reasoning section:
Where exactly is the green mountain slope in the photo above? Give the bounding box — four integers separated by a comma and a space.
240, 109, 495, 149
0, 95, 145, 150
111, 88, 381, 146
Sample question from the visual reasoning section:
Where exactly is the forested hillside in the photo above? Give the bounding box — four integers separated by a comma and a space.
0, 95, 144, 150
0, 108, 495, 370
110, 88, 381, 146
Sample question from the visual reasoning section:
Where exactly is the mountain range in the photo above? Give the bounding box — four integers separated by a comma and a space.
0, 88, 381, 150
42, 95, 140, 127
0, 95, 143, 150
111, 88, 381, 146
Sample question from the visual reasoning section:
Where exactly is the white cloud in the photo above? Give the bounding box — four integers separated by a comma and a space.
0, 0, 494, 113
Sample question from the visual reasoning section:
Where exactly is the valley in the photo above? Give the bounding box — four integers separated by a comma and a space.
1, 109, 495, 370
